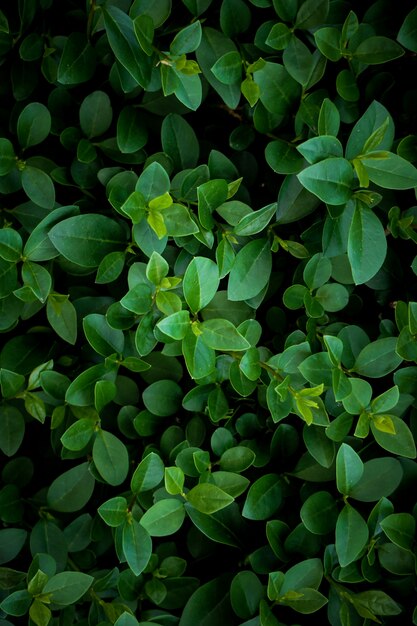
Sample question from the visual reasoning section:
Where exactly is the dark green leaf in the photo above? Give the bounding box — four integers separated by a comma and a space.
228, 238, 272, 301
103, 6, 152, 88
21, 167, 55, 209
353, 36, 404, 65
47, 462, 95, 513
242, 474, 282, 520
93, 429, 129, 486
58, 33, 96, 85
17, 102, 51, 148
335, 503, 369, 567
49, 214, 126, 267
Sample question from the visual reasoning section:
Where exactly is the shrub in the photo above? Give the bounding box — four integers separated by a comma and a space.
1, 1, 417, 625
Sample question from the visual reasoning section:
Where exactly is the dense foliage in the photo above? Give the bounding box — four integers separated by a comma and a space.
1, 1, 417, 625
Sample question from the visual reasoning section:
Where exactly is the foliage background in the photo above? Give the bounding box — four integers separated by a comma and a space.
1, 0, 417, 625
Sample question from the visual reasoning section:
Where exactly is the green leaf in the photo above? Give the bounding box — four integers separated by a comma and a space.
380, 513, 415, 550
57, 32, 96, 85
397, 6, 417, 53
345, 101, 394, 160
79, 90, 112, 138
276, 174, 320, 224
283, 35, 314, 86
156, 310, 191, 340
230, 571, 264, 619
361, 152, 417, 190
165, 466, 185, 495
21, 167, 55, 210
46, 294, 77, 344
140, 499, 185, 536
265, 139, 304, 175
96, 251, 125, 284
137, 161, 170, 202
242, 474, 282, 520
142, 379, 182, 416
353, 36, 404, 65
29, 598, 51, 626
210, 51, 242, 85
43, 572, 93, 606
335, 503, 369, 567
83, 313, 124, 357
353, 337, 402, 378
196, 27, 241, 109
170, 21, 202, 55
103, 6, 152, 88
179, 574, 235, 626
314, 27, 342, 61
0, 138, 16, 176
17, 102, 51, 148
122, 518, 152, 576
318, 98, 340, 136
266, 22, 292, 50
20, 261, 49, 303
60, 417, 95, 451
47, 462, 95, 513
95, 379, 117, 412
186, 483, 234, 514
98, 496, 128, 527
185, 502, 240, 548
161, 113, 199, 170
131, 452, 164, 493
93, 429, 129, 486
295, 0, 329, 30
199, 319, 250, 351
0, 589, 32, 616
370, 414, 416, 458
49, 214, 126, 267
278, 587, 328, 614
0, 229, 21, 263
117, 105, 148, 153
219, 446, 255, 472
0, 406, 25, 456
133, 14, 154, 56
183, 256, 219, 313
300, 491, 338, 535
0, 369, 25, 398
336, 443, 364, 496
297, 136, 343, 165
253, 61, 301, 117
349, 457, 403, 502
228, 238, 272, 301
347, 202, 387, 285
297, 158, 354, 205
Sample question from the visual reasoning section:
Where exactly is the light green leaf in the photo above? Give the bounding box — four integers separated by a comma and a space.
297, 158, 354, 205
140, 499, 185, 536
186, 483, 234, 514
336, 443, 364, 496
130, 452, 164, 494
183, 256, 219, 313
199, 319, 250, 351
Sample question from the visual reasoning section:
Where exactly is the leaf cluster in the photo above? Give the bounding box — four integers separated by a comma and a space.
1, 1, 417, 625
